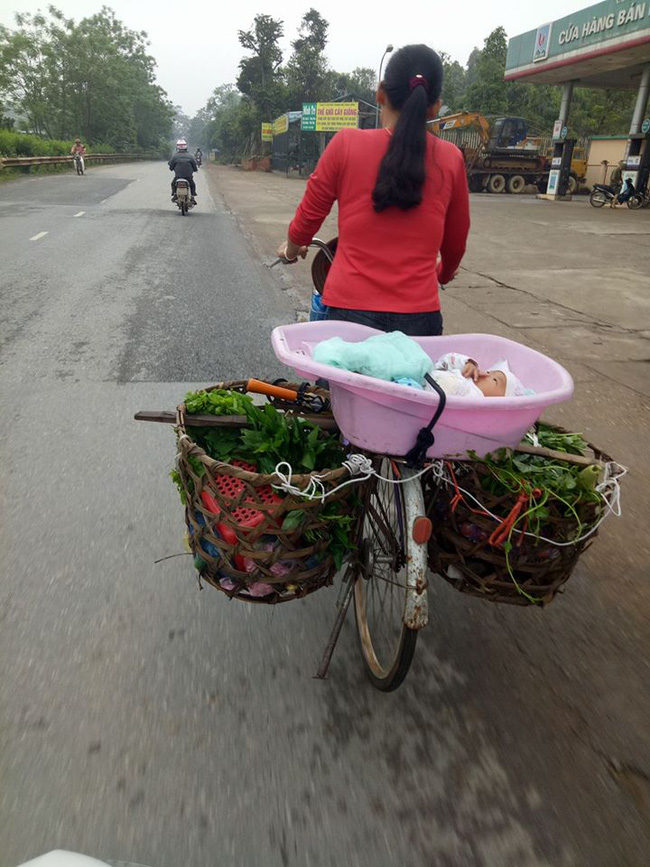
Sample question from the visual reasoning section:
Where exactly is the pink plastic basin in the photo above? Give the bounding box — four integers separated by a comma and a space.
271, 322, 574, 459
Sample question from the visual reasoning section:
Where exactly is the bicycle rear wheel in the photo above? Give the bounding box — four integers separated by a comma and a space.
353, 459, 424, 691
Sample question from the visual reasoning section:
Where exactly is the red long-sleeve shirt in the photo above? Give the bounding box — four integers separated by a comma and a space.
288, 128, 470, 313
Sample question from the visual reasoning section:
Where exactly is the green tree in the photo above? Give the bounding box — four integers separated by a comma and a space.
464, 27, 509, 115
172, 106, 192, 140
286, 9, 330, 107
464, 47, 482, 92
328, 66, 376, 104
0, 12, 53, 135
506, 81, 559, 132
569, 87, 636, 137
187, 106, 211, 149
194, 84, 250, 162
439, 52, 466, 113
236, 14, 285, 123
0, 6, 172, 148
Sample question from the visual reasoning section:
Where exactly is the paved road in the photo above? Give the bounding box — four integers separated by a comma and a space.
1, 162, 648, 867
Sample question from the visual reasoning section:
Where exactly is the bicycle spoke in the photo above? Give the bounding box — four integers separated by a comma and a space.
358, 463, 408, 671
354, 458, 421, 691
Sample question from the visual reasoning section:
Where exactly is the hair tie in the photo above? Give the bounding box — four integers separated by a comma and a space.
409, 74, 428, 92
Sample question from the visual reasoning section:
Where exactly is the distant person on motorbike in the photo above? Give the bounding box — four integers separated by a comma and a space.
194, 148, 203, 166
277, 43, 469, 336
169, 139, 198, 204
70, 137, 86, 173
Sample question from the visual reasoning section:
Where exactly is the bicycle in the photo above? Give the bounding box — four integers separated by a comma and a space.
139, 245, 618, 692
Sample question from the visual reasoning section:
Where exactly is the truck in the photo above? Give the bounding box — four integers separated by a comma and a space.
428, 112, 586, 194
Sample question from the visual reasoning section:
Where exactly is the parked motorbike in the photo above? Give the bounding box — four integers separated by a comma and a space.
589, 182, 620, 208
590, 178, 643, 209
173, 179, 194, 216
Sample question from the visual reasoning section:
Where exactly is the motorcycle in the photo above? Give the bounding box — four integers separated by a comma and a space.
173, 178, 194, 216
195, 152, 202, 167
73, 153, 85, 176
589, 182, 620, 208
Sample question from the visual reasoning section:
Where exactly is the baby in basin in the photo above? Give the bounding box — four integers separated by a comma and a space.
425, 352, 531, 398
312, 331, 532, 397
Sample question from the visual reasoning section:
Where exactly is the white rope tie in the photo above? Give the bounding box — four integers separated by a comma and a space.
271, 454, 434, 501
343, 453, 374, 477
271, 461, 328, 501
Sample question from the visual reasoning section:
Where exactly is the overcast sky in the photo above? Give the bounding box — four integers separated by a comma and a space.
0, 0, 592, 115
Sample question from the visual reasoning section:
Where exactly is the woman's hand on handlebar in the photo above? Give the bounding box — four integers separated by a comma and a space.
277, 239, 309, 263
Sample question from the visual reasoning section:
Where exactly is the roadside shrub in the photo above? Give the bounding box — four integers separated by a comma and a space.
0, 130, 117, 157
0, 131, 72, 156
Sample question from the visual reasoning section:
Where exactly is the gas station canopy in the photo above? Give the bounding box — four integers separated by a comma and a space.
506, 0, 650, 88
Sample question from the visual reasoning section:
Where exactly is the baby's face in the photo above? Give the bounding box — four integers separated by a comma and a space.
476, 370, 507, 397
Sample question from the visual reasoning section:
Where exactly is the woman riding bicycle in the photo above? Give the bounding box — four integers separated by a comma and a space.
278, 44, 470, 337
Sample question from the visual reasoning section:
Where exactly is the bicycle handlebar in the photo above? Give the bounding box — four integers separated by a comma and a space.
267, 237, 334, 269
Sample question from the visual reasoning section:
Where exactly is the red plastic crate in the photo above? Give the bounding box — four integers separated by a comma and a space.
204, 460, 281, 529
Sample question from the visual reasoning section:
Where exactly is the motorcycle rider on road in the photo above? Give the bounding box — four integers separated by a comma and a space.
194, 147, 203, 166
70, 137, 86, 173
169, 139, 198, 205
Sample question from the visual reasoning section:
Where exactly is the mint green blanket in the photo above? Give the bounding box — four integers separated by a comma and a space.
313, 331, 432, 382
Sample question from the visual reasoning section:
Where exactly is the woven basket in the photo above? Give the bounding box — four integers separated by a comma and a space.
425, 433, 611, 606
175, 380, 355, 604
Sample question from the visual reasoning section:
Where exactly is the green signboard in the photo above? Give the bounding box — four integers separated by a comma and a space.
301, 103, 317, 131
507, 0, 650, 72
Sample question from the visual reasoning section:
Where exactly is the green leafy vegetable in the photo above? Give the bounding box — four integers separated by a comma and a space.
182, 388, 346, 475
170, 455, 205, 505
532, 423, 590, 456
305, 501, 358, 571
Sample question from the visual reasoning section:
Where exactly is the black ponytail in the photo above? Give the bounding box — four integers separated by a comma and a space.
372, 45, 443, 212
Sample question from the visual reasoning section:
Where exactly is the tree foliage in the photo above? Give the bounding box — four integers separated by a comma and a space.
328, 67, 376, 105
236, 14, 286, 124
0, 5, 173, 149
286, 9, 330, 105
445, 26, 636, 137
464, 27, 509, 115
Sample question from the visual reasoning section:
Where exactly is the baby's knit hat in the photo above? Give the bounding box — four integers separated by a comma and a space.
488, 359, 534, 397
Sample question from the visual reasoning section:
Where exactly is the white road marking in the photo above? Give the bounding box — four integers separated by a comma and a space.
29, 232, 48, 241
100, 198, 108, 204
73, 211, 85, 218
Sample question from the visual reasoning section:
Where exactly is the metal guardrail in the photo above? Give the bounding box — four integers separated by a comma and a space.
0, 153, 160, 168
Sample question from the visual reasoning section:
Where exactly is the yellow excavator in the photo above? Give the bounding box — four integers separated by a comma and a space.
428, 112, 585, 194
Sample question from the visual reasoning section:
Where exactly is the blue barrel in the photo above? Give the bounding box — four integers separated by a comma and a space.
309, 292, 329, 322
